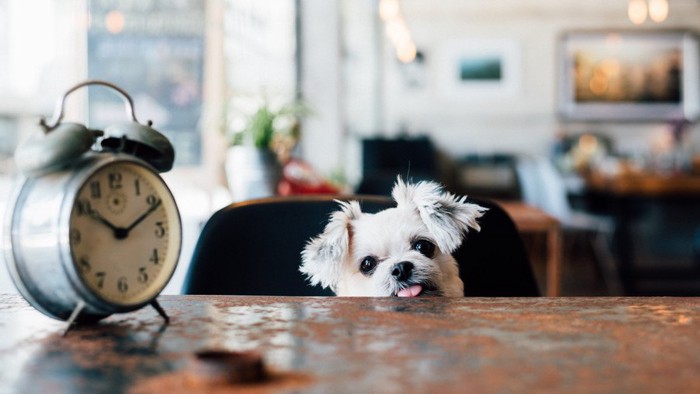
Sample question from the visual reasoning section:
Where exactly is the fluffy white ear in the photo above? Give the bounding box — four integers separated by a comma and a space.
392, 177, 487, 253
300, 200, 362, 291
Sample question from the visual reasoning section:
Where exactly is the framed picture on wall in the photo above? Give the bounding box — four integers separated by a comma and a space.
558, 30, 700, 122
435, 39, 521, 99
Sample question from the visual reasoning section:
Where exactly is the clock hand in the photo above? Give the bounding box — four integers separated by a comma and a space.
125, 199, 162, 233
85, 207, 121, 233
85, 207, 132, 239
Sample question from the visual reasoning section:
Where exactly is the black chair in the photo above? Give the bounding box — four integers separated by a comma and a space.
183, 195, 540, 296
356, 136, 439, 195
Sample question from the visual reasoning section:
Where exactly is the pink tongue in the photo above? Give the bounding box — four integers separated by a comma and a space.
397, 284, 423, 298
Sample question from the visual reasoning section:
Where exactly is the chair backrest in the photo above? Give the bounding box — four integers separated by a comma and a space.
357, 136, 438, 195
183, 195, 539, 296
515, 154, 573, 222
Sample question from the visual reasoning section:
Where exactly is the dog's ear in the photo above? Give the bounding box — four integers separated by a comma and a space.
392, 177, 487, 253
300, 200, 362, 291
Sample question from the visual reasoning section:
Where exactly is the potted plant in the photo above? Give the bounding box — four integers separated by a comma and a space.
224, 97, 307, 202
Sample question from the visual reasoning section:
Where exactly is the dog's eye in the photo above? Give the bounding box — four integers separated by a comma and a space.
360, 256, 377, 275
412, 239, 435, 258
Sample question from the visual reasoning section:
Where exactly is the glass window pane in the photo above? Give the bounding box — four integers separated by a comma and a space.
87, 0, 206, 166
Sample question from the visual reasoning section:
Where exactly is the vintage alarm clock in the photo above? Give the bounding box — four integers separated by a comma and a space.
3, 80, 182, 331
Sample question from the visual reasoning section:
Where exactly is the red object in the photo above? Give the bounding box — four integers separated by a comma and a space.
278, 159, 340, 195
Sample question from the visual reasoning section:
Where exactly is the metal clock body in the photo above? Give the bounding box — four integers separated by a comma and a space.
4, 153, 182, 322
2, 80, 181, 326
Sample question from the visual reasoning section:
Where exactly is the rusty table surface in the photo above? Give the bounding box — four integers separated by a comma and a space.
1, 295, 699, 393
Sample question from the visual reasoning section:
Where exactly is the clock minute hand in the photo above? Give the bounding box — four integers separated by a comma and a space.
125, 199, 162, 233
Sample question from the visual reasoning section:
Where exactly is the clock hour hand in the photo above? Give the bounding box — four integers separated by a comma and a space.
125, 199, 162, 233
84, 206, 120, 233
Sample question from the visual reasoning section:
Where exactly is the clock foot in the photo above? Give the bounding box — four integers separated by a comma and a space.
151, 299, 170, 324
63, 300, 86, 336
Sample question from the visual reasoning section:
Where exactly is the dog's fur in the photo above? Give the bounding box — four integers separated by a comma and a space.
300, 178, 486, 297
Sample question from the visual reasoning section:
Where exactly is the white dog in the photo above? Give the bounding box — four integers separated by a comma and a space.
300, 178, 486, 297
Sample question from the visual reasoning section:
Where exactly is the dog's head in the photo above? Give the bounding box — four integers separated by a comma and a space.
300, 178, 486, 297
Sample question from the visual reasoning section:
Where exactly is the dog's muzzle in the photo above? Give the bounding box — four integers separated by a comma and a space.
392, 261, 414, 282
392, 262, 439, 297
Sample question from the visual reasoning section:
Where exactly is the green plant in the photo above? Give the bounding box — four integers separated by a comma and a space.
226, 98, 309, 150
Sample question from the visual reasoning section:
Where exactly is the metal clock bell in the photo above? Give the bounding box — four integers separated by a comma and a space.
2, 80, 182, 331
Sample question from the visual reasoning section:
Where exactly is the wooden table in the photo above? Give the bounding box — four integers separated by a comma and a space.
585, 170, 700, 197
498, 201, 562, 296
2, 294, 698, 393
583, 171, 700, 295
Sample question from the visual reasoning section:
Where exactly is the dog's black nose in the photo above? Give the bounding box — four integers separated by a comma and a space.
392, 261, 414, 282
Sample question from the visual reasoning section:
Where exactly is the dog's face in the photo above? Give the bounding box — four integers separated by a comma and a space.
300, 179, 486, 297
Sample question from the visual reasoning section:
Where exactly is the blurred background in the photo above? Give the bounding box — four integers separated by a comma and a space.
2, 0, 700, 296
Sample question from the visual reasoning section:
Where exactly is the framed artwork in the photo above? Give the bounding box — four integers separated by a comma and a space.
558, 30, 700, 122
436, 39, 521, 99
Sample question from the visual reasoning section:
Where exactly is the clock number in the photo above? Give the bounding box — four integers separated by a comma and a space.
76, 199, 92, 216
79, 257, 91, 273
90, 181, 102, 199
149, 248, 160, 265
117, 277, 129, 293
138, 267, 149, 283
146, 194, 158, 207
109, 172, 123, 189
134, 179, 141, 196
96, 272, 106, 289
155, 221, 166, 238
70, 229, 82, 245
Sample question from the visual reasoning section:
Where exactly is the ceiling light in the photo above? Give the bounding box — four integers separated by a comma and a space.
648, 0, 669, 23
628, 0, 648, 25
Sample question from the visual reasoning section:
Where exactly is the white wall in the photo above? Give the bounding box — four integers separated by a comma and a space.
299, 0, 346, 178
302, 0, 700, 186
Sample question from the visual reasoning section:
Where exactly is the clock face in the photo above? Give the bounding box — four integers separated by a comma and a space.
68, 161, 181, 307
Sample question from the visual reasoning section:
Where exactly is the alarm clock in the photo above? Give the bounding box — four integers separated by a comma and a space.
2, 80, 182, 329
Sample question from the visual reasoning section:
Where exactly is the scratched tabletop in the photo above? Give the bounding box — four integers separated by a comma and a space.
0, 295, 698, 393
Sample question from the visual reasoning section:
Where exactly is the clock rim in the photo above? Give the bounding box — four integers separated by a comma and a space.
3, 168, 115, 320
2, 176, 68, 318
61, 154, 183, 310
